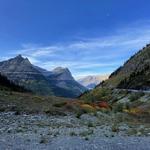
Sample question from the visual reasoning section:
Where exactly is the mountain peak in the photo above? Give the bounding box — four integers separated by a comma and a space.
16, 54, 23, 58
14, 54, 24, 61
24, 58, 31, 64
12, 55, 31, 65
52, 67, 74, 80
53, 67, 68, 72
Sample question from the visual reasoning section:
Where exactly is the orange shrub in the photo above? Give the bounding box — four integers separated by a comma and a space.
98, 101, 110, 109
80, 104, 96, 113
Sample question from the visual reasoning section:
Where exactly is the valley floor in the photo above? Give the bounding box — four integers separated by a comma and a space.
0, 112, 150, 150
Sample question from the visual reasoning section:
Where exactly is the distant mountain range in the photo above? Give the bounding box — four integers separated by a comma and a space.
78, 75, 108, 89
100, 44, 150, 90
0, 55, 87, 98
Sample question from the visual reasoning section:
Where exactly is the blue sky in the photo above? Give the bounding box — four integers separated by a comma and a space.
0, 0, 150, 78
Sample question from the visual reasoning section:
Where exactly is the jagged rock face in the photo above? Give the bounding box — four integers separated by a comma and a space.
47, 67, 87, 97
34, 66, 52, 77
0, 55, 42, 80
51, 67, 74, 81
35, 66, 87, 97
78, 75, 108, 89
101, 44, 150, 90
0, 55, 54, 95
0, 55, 87, 97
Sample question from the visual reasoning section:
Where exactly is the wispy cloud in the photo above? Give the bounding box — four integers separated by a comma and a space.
7, 20, 150, 78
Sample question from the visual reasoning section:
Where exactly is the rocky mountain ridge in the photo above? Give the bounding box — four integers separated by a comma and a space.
0, 55, 87, 97
100, 44, 150, 90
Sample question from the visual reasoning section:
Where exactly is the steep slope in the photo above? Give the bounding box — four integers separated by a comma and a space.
34, 66, 52, 77
101, 44, 150, 90
0, 55, 54, 95
43, 67, 87, 97
51, 67, 74, 80
0, 55, 86, 97
78, 75, 108, 89
0, 73, 28, 92
80, 44, 150, 111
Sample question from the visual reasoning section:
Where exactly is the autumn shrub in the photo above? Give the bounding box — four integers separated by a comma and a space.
80, 104, 96, 113
98, 101, 110, 109
53, 102, 67, 107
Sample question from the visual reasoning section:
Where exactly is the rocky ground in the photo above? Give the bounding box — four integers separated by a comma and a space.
0, 112, 150, 150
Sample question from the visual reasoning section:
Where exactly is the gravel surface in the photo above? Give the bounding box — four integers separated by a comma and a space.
0, 135, 150, 150
0, 112, 150, 150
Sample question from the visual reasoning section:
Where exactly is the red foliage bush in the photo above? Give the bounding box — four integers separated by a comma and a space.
98, 101, 110, 109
